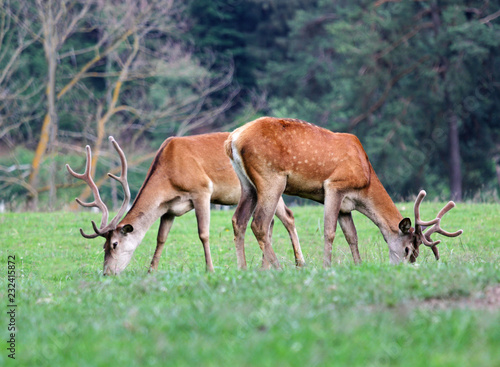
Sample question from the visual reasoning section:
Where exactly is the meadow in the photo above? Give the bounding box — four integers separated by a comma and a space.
1, 202, 499, 366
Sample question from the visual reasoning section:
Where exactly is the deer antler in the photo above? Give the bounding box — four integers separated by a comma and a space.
66, 136, 131, 238
413, 190, 463, 260
105, 137, 131, 230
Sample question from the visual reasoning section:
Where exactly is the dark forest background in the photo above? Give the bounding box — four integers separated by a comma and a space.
1, 0, 499, 211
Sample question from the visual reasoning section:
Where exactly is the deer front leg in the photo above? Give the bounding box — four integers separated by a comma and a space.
338, 212, 361, 264
193, 195, 214, 272
232, 187, 257, 270
149, 214, 175, 272
323, 188, 344, 268
275, 197, 305, 267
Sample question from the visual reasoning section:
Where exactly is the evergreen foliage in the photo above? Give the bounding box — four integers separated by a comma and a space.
0, 0, 499, 209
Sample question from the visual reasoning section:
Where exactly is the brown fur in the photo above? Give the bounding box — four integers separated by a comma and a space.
232, 117, 373, 201
226, 117, 409, 269
129, 133, 239, 216
102, 131, 304, 274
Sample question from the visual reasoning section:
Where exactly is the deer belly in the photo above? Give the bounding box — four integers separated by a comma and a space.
284, 173, 325, 202
211, 185, 241, 205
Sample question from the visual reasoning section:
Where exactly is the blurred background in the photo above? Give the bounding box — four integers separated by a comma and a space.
0, 0, 499, 211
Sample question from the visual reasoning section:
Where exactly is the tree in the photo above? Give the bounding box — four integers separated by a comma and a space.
0, 0, 237, 210
259, 0, 500, 200
0, 0, 44, 207
28, 0, 92, 210
0, 0, 43, 144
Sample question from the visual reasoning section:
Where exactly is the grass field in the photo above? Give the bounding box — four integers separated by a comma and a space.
1, 202, 499, 366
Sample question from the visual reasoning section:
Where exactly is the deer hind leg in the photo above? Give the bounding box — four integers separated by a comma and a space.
193, 194, 214, 272
260, 218, 275, 270
149, 214, 175, 272
338, 212, 361, 264
250, 178, 287, 270
275, 197, 305, 267
323, 187, 344, 268
232, 186, 257, 270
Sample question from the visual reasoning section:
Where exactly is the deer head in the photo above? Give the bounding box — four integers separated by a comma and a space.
66, 136, 136, 275
398, 190, 463, 263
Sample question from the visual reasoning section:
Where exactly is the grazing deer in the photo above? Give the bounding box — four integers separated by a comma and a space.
67, 133, 304, 275
225, 117, 463, 269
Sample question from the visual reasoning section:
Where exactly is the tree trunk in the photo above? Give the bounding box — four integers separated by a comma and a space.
448, 112, 462, 202
47, 46, 58, 211
494, 153, 500, 194
496, 163, 500, 191
431, 2, 463, 202
28, 1, 59, 210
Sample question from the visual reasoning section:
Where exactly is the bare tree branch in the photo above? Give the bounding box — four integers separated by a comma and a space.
349, 56, 429, 130
373, 0, 429, 7
480, 9, 500, 24
374, 22, 433, 61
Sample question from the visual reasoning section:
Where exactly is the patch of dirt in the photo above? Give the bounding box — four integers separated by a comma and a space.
418, 284, 500, 311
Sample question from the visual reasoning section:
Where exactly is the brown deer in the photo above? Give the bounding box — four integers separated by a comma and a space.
67, 134, 304, 275
225, 117, 463, 269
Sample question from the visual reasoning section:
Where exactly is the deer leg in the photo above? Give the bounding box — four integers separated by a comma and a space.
149, 214, 175, 272
232, 187, 257, 270
323, 188, 344, 268
193, 195, 214, 272
338, 212, 361, 264
250, 180, 286, 270
261, 218, 275, 270
275, 197, 305, 267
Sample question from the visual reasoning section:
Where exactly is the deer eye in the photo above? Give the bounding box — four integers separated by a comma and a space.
404, 246, 410, 257
112, 242, 118, 250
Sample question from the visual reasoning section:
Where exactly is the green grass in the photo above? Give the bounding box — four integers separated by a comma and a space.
1, 203, 499, 366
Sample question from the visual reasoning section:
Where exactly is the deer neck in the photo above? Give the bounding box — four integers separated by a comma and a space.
119, 189, 166, 244
357, 167, 403, 244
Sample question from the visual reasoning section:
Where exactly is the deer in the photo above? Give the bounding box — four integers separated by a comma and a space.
225, 117, 463, 269
66, 133, 305, 275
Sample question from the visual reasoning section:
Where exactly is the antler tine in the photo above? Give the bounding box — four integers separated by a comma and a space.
431, 245, 440, 261
436, 202, 457, 222
99, 136, 131, 232
65, 145, 91, 180
78, 219, 108, 239
79, 224, 100, 239
423, 201, 463, 243
413, 190, 440, 228
421, 233, 441, 247
66, 145, 110, 237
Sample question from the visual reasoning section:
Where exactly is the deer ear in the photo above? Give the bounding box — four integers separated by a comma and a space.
398, 218, 412, 234
120, 224, 134, 235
